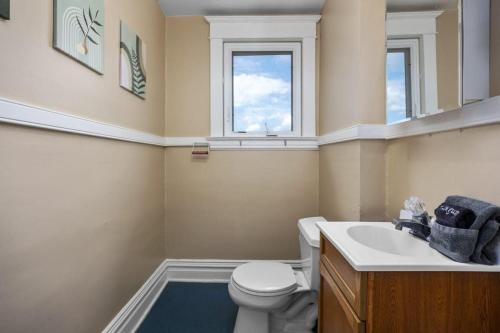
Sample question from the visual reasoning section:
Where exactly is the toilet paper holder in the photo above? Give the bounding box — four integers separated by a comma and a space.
192, 142, 210, 157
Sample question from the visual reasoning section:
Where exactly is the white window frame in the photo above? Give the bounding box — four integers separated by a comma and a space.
386, 11, 443, 117
223, 42, 302, 137
205, 16, 320, 139
387, 38, 422, 121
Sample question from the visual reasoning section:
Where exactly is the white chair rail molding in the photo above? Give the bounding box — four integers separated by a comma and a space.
2, 95, 500, 148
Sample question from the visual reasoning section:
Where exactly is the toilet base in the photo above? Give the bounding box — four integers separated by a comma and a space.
233, 307, 269, 333
270, 300, 317, 333
233, 292, 318, 333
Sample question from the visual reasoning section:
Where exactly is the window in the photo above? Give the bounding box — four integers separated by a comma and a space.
232, 52, 292, 134
386, 49, 412, 123
386, 39, 421, 124
206, 16, 319, 142
224, 43, 301, 136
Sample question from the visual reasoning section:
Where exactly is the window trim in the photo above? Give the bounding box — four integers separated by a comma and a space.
223, 42, 302, 137
205, 15, 320, 140
386, 12, 441, 116
387, 38, 422, 121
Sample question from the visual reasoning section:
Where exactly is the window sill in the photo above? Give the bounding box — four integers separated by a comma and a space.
207, 136, 319, 150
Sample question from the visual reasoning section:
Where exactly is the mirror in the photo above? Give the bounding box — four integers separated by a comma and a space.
385, 0, 462, 124
462, 0, 500, 105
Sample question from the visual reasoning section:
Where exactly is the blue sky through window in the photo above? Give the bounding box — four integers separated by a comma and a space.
233, 53, 292, 133
386, 52, 409, 124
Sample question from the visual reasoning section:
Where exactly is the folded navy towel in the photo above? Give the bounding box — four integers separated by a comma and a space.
434, 203, 476, 229
445, 196, 500, 265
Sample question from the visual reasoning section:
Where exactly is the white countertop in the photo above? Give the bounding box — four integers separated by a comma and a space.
316, 221, 500, 272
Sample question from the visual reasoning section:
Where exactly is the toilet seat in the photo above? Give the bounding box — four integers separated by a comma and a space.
231, 262, 298, 297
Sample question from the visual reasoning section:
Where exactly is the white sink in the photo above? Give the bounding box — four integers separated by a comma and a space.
315, 221, 500, 272
347, 225, 432, 256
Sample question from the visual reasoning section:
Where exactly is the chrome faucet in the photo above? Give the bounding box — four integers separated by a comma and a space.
393, 213, 431, 241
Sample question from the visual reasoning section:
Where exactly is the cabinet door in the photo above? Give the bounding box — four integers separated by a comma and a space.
319, 263, 365, 333
320, 235, 367, 319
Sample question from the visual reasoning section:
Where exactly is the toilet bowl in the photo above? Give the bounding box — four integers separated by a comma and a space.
228, 217, 325, 333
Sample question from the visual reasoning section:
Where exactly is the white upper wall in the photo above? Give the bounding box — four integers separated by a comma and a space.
159, 0, 325, 16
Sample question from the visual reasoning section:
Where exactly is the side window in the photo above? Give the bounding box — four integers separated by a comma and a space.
386, 39, 421, 124
387, 48, 412, 123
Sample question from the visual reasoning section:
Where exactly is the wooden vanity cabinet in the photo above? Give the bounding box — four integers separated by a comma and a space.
318, 234, 500, 333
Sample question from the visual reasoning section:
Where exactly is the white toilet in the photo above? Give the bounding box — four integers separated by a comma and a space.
228, 217, 325, 333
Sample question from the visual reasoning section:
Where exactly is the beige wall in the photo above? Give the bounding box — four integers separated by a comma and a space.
319, 141, 387, 222
319, 0, 361, 133
386, 124, 500, 219
360, 141, 386, 221
0, 0, 166, 135
0, 1, 166, 332
0, 125, 165, 333
359, 0, 387, 125
318, 0, 387, 221
163, 17, 320, 259
319, 0, 386, 135
437, 9, 461, 111
165, 17, 210, 136
319, 142, 361, 220
165, 149, 319, 259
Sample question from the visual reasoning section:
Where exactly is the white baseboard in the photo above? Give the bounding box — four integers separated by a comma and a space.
164, 259, 304, 282
102, 258, 304, 333
101, 261, 169, 333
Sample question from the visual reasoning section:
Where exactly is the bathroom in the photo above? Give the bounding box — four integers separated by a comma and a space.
0, 0, 499, 332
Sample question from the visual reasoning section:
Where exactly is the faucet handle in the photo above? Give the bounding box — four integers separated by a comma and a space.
413, 212, 430, 226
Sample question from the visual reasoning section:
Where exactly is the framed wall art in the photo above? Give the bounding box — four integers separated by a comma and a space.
120, 21, 147, 99
53, 0, 104, 74
0, 0, 10, 20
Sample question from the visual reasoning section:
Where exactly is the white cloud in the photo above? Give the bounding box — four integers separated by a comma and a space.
269, 111, 291, 131
233, 74, 290, 107
233, 57, 261, 73
232, 73, 292, 132
245, 123, 263, 132
386, 80, 408, 122
234, 107, 292, 132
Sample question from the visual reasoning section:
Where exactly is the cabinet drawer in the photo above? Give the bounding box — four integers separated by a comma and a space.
320, 263, 365, 333
320, 234, 367, 320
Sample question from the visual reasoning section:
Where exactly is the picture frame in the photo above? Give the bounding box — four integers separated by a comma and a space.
53, 0, 104, 74
0, 0, 10, 20
120, 21, 147, 99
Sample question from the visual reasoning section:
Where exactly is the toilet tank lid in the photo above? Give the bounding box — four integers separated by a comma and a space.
298, 217, 326, 248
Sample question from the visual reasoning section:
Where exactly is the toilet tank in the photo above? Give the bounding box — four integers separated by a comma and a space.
298, 217, 326, 291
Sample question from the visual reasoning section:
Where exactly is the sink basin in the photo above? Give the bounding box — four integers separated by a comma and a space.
347, 225, 432, 256
316, 221, 500, 271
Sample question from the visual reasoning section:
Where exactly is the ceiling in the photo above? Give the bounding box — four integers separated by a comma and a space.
158, 0, 325, 16
387, 0, 459, 12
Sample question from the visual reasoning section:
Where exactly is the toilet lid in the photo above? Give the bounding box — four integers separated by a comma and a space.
232, 262, 297, 295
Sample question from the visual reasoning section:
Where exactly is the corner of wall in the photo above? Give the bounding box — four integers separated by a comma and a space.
318, 0, 388, 222
360, 140, 387, 221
